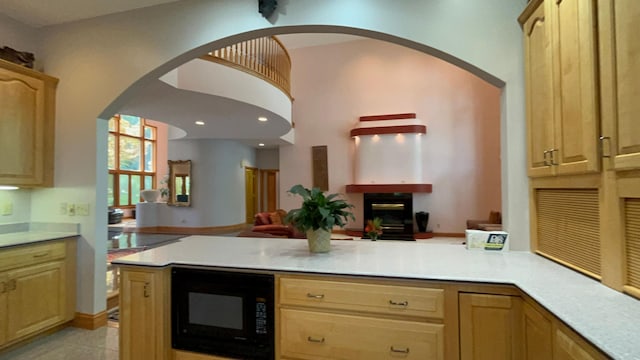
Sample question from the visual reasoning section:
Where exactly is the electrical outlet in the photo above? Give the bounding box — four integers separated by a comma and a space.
1, 201, 12, 216
67, 203, 76, 216
76, 203, 90, 216
60, 202, 68, 215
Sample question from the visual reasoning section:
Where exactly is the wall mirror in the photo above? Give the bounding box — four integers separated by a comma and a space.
168, 160, 191, 207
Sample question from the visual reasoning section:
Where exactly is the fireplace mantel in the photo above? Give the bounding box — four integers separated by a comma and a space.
345, 184, 432, 193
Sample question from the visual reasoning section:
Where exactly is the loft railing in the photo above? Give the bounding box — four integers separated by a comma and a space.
202, 36, 292, 99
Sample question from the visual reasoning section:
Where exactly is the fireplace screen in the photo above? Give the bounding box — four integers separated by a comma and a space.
364, 193, 414, 240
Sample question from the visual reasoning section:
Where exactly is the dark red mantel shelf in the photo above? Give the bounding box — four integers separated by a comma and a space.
345, 184, 432, 193
350, 125, 426, 137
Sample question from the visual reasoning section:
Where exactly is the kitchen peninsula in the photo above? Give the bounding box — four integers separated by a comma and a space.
113, 236, 640, 359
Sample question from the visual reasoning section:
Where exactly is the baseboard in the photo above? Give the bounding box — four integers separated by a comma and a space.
72, 311, 108, 330
107, 291, 119, 311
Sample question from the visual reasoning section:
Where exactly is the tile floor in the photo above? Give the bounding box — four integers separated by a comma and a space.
0, 323, 119, 360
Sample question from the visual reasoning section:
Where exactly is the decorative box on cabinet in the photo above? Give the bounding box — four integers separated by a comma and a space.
0, 238, 76, 350
278, 275, 446, 360
0, 59, 58, 187
520, 0, 600, 177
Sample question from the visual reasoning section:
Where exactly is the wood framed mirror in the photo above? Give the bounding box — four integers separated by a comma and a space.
168, 160, 191, 207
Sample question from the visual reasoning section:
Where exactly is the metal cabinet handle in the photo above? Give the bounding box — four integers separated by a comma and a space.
306, 293, 325, 299
33, 251, 50, 258
549, 148, 559, 166
143, 282, 151, 298
543, 150, 550, 166
389, 300, 408, 307
600, 136, 611, 158
307, 336, 325, 343
390, 346, 410, 354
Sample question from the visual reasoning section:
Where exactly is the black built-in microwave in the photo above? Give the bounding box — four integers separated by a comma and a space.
171, 267, 275, 359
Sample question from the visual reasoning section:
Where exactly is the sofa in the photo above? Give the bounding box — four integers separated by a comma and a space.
251, 209, 306, 238
466, 210, 503, 231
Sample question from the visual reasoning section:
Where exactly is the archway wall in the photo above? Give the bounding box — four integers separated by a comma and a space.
29, 0, 526, 314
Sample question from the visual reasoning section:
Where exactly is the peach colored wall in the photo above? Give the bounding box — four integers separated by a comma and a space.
280, 39, 501, 233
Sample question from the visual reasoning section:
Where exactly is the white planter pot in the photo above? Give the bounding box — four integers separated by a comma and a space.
306, 228, 331, 253
140, 189, 161, 202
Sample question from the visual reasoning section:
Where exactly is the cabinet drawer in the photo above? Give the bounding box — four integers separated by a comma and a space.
280, 308, 444, 360
0, 241, 66, 272
280, 277, 444, 319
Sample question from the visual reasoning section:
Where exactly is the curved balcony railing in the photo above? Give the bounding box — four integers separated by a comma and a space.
202, 36, 292, 99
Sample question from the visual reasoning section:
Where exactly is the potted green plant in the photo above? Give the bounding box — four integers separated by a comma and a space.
285, 184, 355, 253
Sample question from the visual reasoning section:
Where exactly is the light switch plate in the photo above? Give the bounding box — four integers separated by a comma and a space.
76, 203, 90, 216
1, 201, 13, 216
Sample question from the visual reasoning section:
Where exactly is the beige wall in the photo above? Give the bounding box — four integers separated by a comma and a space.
280, 39, 501, 233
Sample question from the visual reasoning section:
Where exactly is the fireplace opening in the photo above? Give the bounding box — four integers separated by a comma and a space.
363, 193, 414, 240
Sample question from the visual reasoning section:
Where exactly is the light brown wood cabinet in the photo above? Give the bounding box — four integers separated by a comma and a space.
0, 238, 76, 350
119, 267, 171, 360
278, 275, 446, 360
522, 302, 553, 360
0, 59, 58, 187
599, 0, 640, 171
521, 0, 600, 178
459, 293, 523, 360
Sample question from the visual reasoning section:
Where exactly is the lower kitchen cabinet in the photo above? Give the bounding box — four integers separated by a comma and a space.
280, 308, 444, 360
278, 275, 447, 360
119, 267, 170, 360
522, 302, 553, 360
553, 322, 608, 360
459, 293, 523, 360
0, 238, 76, 350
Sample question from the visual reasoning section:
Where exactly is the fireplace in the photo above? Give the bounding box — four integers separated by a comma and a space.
363, 193, 414, 240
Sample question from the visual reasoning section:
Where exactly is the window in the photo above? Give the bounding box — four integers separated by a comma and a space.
108, 115, 157, 207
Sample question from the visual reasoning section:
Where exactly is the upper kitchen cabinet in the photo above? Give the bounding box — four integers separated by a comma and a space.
599, 0, 640, 171
0, 59, 58, 187
520, 0, 600, 177
522, 0, 555, 177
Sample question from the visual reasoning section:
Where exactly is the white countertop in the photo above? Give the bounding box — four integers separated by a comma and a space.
113, 235, 640, 359
0, 231, 79, 248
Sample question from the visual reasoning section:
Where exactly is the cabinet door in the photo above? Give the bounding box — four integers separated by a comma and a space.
524, 0, 556, 177
551, 0, 600, 175
523, 302, 553, 360
119, 268, 170, 360
459, 293, 523, 360
0, 273, 8, 345
599, 0, 640, 170
0, 63, 54, 187
5, 261, 66, 342
554, 325, 607, 360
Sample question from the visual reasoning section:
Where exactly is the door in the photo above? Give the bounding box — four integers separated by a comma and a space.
600, 0, 640, 170
552, 0, 600, 175
261, 169, 279, 212
245, 167, 258, 223
524, 1, 555, 177
459, 293, 523, 360
120, 268, 170, 360
6, 261, 66, 342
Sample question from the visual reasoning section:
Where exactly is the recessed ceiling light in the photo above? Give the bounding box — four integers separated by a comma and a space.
258, 143, 265, 147
258, 117, 268, 122
195, 121, 205, 125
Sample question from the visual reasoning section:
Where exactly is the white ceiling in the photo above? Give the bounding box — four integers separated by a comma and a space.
0, 2, 368, 147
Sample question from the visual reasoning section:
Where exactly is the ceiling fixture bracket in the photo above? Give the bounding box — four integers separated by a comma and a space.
258, 0, 278, 19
